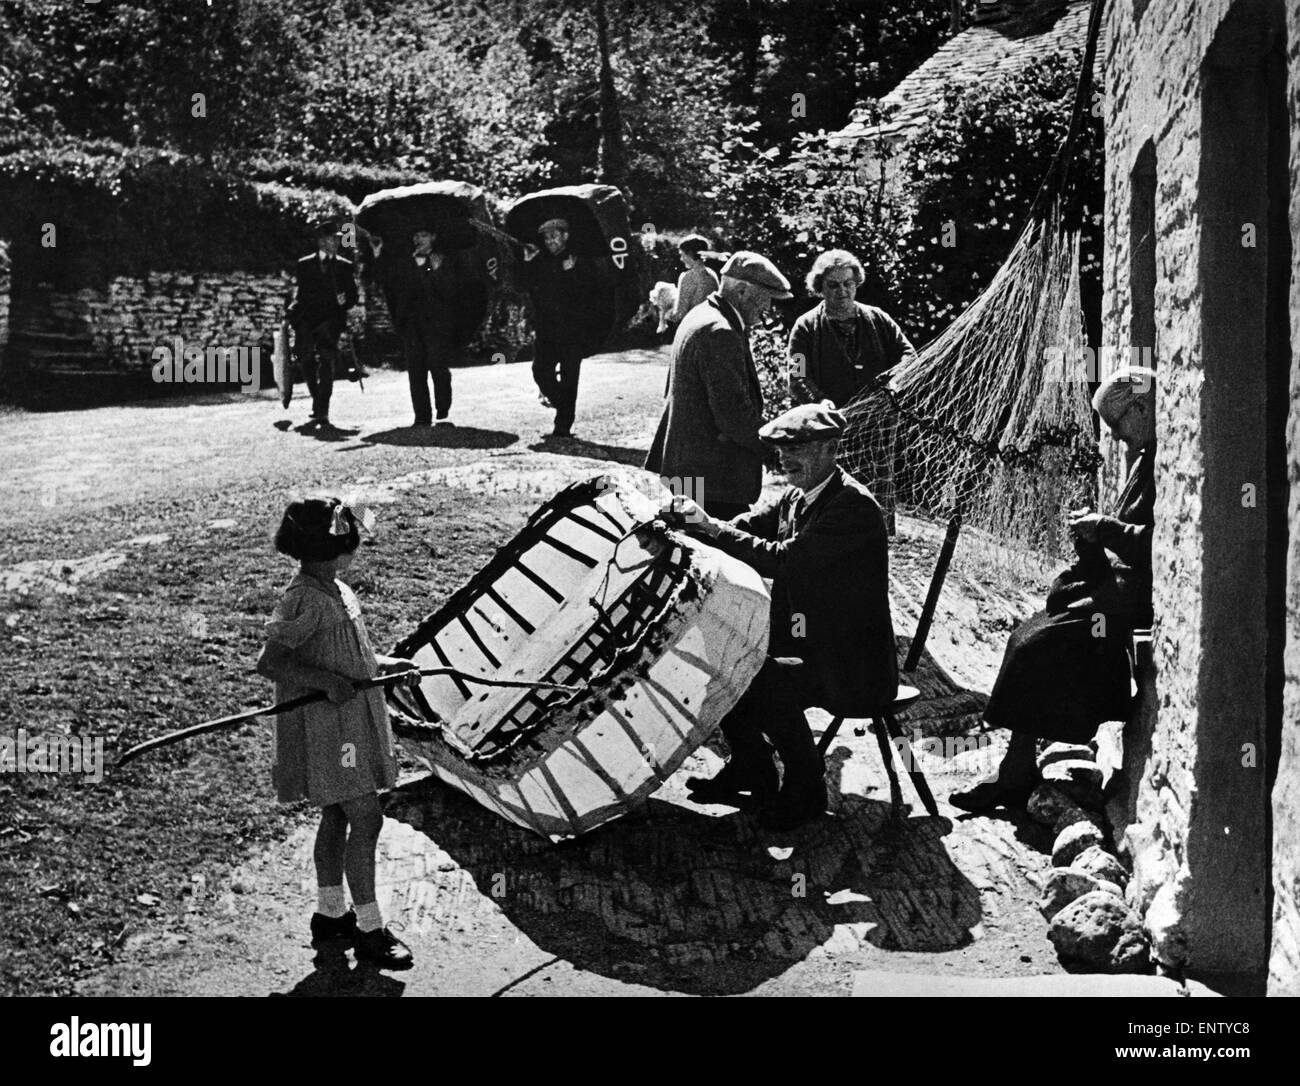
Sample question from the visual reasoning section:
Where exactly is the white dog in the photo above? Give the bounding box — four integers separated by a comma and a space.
649, 281, 679, 333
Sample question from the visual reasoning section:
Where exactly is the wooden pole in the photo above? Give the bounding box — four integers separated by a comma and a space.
115, 668, 583, 767
903, 514, 962, 673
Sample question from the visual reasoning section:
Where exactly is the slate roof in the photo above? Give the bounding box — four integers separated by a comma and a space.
828, 0, 1103, 147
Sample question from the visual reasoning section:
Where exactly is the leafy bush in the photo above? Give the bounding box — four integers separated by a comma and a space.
0, 140, 352, 286
0, 0, 305, 158
896, 48, 1102, 342
701, 48, 1102, 347
240, 157, 431, 204
700, 113, 909, 318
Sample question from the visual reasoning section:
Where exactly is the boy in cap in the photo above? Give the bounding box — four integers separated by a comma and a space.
646, 250, 792, 519
664, 401, 899, 831
517, 218, 605, 437
288, 219, 358, 425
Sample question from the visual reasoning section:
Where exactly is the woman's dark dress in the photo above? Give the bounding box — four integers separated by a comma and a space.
983, 443, 1155, 743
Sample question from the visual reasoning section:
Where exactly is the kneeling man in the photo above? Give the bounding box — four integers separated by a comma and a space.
666, 401, 898, 830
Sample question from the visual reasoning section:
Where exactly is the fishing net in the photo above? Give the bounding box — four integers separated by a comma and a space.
838, 0, 1106, 582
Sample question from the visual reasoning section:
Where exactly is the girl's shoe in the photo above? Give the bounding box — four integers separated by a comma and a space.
310, 910, 358, 944
355, 925, 414, 970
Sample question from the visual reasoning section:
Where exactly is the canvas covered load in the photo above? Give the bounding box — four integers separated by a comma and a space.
355, 180, 512, 348
386, 476, 771, 840
504, 183, 647, 346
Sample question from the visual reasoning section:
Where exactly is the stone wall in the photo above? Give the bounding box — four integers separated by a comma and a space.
8, 270, 296, 370
4, 264, 531, 374
1104, 0, 1298, 995
1270, 0, 1300, 998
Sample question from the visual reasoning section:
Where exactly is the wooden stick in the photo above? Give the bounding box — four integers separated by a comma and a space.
903, 513, 961, 673
115, 667, 583, 767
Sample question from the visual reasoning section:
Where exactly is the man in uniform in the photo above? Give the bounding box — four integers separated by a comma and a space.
666, 401, 899, 830
288, 219, 358, 426
645, 251, 792, 520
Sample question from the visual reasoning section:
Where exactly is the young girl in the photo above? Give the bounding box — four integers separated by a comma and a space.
256, 496, 419, 970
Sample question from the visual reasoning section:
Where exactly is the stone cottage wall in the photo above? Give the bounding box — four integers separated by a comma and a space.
1104, 0, 1299, 994
1270, 0, 1300, 998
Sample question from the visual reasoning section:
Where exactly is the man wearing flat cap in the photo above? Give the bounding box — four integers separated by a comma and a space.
665, 400, 899, 830
288, 219, 358, 425
645, 251, 792, 519
517, 218, 605, 437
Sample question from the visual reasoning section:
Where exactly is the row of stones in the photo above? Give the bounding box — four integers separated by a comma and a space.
1031, 742, 1152, 974
7, 272, 538, 370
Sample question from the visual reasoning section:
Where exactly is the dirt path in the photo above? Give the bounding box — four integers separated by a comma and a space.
3, 351, 1065, 996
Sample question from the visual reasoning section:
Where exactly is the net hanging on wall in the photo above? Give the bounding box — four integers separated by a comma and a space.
838, 0, 1107, 579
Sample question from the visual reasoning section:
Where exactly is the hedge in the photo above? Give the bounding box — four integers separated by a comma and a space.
0, 139, 354, 287
239, 155, 433, 205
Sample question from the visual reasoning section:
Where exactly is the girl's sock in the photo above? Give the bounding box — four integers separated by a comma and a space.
355, 901, 384, 933
316, 884, 347, 918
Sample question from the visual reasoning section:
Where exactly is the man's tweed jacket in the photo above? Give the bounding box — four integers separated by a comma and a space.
644, 293, 767, 507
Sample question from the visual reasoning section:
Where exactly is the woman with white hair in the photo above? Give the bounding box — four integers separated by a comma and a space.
787, 249, 915, 407
950, 366, 1158, 813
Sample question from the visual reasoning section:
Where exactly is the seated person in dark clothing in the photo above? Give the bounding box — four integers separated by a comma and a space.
665, 401, 899, 831
950, 366, 1157, 813
370, 227, 459, 426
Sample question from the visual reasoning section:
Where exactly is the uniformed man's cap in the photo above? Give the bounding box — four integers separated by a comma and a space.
312, 218, 341, 236
720, 251, 793, 299
759, 401, 846, 445
538, 218, 570, 235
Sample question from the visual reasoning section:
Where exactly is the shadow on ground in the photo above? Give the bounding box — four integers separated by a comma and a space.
356, 425, 519, 450
376, 770, 979, 996
271, 551, 997, 997
526, 434, 648, 469
272, 945, 409, 998
271, 419, 363, 443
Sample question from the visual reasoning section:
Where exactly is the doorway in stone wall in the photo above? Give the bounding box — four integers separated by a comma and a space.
1197, 0, 1290, 994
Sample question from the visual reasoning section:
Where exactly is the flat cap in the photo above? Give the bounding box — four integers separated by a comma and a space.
312, 218, 342, 235
538, 217, 570, 235
720, 250, 793, 299
758, 400, 846, 445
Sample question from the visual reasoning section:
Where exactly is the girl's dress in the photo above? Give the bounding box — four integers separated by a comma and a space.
264, 572, 397, 805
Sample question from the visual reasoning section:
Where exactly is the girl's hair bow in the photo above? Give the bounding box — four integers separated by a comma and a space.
330, 496, 376, 537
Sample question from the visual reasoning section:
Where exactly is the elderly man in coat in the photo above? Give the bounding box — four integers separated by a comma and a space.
665, 401, 899, 831
644, 251, 792, 520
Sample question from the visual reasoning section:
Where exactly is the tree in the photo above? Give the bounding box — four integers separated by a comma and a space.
706, 0, 981, 140
593, 0, 629, 190
0, 1, 306, 157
